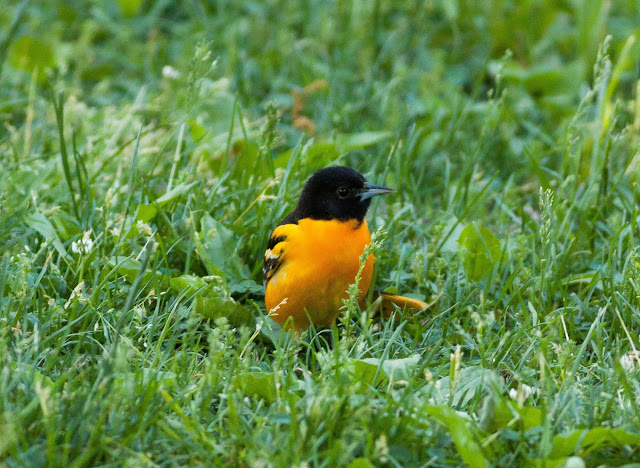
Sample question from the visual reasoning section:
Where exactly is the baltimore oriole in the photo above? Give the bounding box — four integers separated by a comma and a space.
264, 166, 428, 331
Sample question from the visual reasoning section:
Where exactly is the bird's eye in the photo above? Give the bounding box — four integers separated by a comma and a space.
337, 187, 350, 199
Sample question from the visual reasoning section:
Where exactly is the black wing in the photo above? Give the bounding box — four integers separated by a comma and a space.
263, 233, 287, 286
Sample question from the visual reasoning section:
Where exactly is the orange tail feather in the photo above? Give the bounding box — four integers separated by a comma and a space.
373, 291, 430, 319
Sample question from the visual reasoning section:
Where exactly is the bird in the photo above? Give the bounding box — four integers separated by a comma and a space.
263, 166, 428, 331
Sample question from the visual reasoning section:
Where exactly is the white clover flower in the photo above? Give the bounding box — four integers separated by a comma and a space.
135, 220, 153, 236
521, 384, 536, 399
620, 351, 640, 374
162, 65, 180, 79
510, 383, 538, 402
71, 231, 94, 255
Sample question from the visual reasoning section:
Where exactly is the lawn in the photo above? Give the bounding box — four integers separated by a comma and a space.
2, 0, 640, 466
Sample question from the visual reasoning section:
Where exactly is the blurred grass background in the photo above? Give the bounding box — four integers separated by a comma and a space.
2, 0, 640, 466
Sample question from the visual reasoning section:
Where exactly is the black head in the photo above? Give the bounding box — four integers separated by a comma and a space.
292, 166, 393, 222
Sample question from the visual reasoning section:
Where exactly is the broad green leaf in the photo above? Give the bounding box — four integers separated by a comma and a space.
189, 118, 206, 141
550, 427, 640, 458
523, 61, 585, 96
273, 149, 294, 169
229, 140, 262, 175
52, 214, 82, 240
135, 205, 157, 224
358, 354, 421, 382
229, 278, 263, 295
232, 372, 276, 403
519, 406, 543, 431
436, 366, 504, 407
439, 218, 465, 255
496, 60, 585, 96
25, 212, 69, 259
481, 398, 542, 432
255, 317, 296, 346
136, 182, 197, 222
194, 296, 253, 327
156, 182, 197, 205
107, 256, 169, 287
169, 274, 228, 298
196, 214, 245, 279
171, 274, 251, 326
9, 37, 54, 74
348, 458, 375, 468
454, 367, 504, 406
424, 406, 490, 468
458, 223, 502, 281
351, 359, 385, 386
351, 354, 420, 386
119, 0, 143, 17
141, 368, 176, 388
169, 274, 208, 295
107, 256, 146, 283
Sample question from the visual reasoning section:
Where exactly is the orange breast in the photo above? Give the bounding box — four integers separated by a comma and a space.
265, 218, 374, 330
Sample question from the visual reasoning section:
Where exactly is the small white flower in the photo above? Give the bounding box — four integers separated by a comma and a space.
523, 384, 536, 398
620, 351, 640, 374
71, 231, 94, 255
510, 383, 538, 402
162, 65, 180, 79
136, 220, 153, 236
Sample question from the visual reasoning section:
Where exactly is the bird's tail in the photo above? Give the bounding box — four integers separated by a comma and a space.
373, 290, 430, 318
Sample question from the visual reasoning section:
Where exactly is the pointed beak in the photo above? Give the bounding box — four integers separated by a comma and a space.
359, 182, 394, 201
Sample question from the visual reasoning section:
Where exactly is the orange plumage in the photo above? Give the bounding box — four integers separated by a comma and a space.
265, 218, 374, 330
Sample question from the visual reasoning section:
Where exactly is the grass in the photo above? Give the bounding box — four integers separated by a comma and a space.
2, 0, 640, 466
